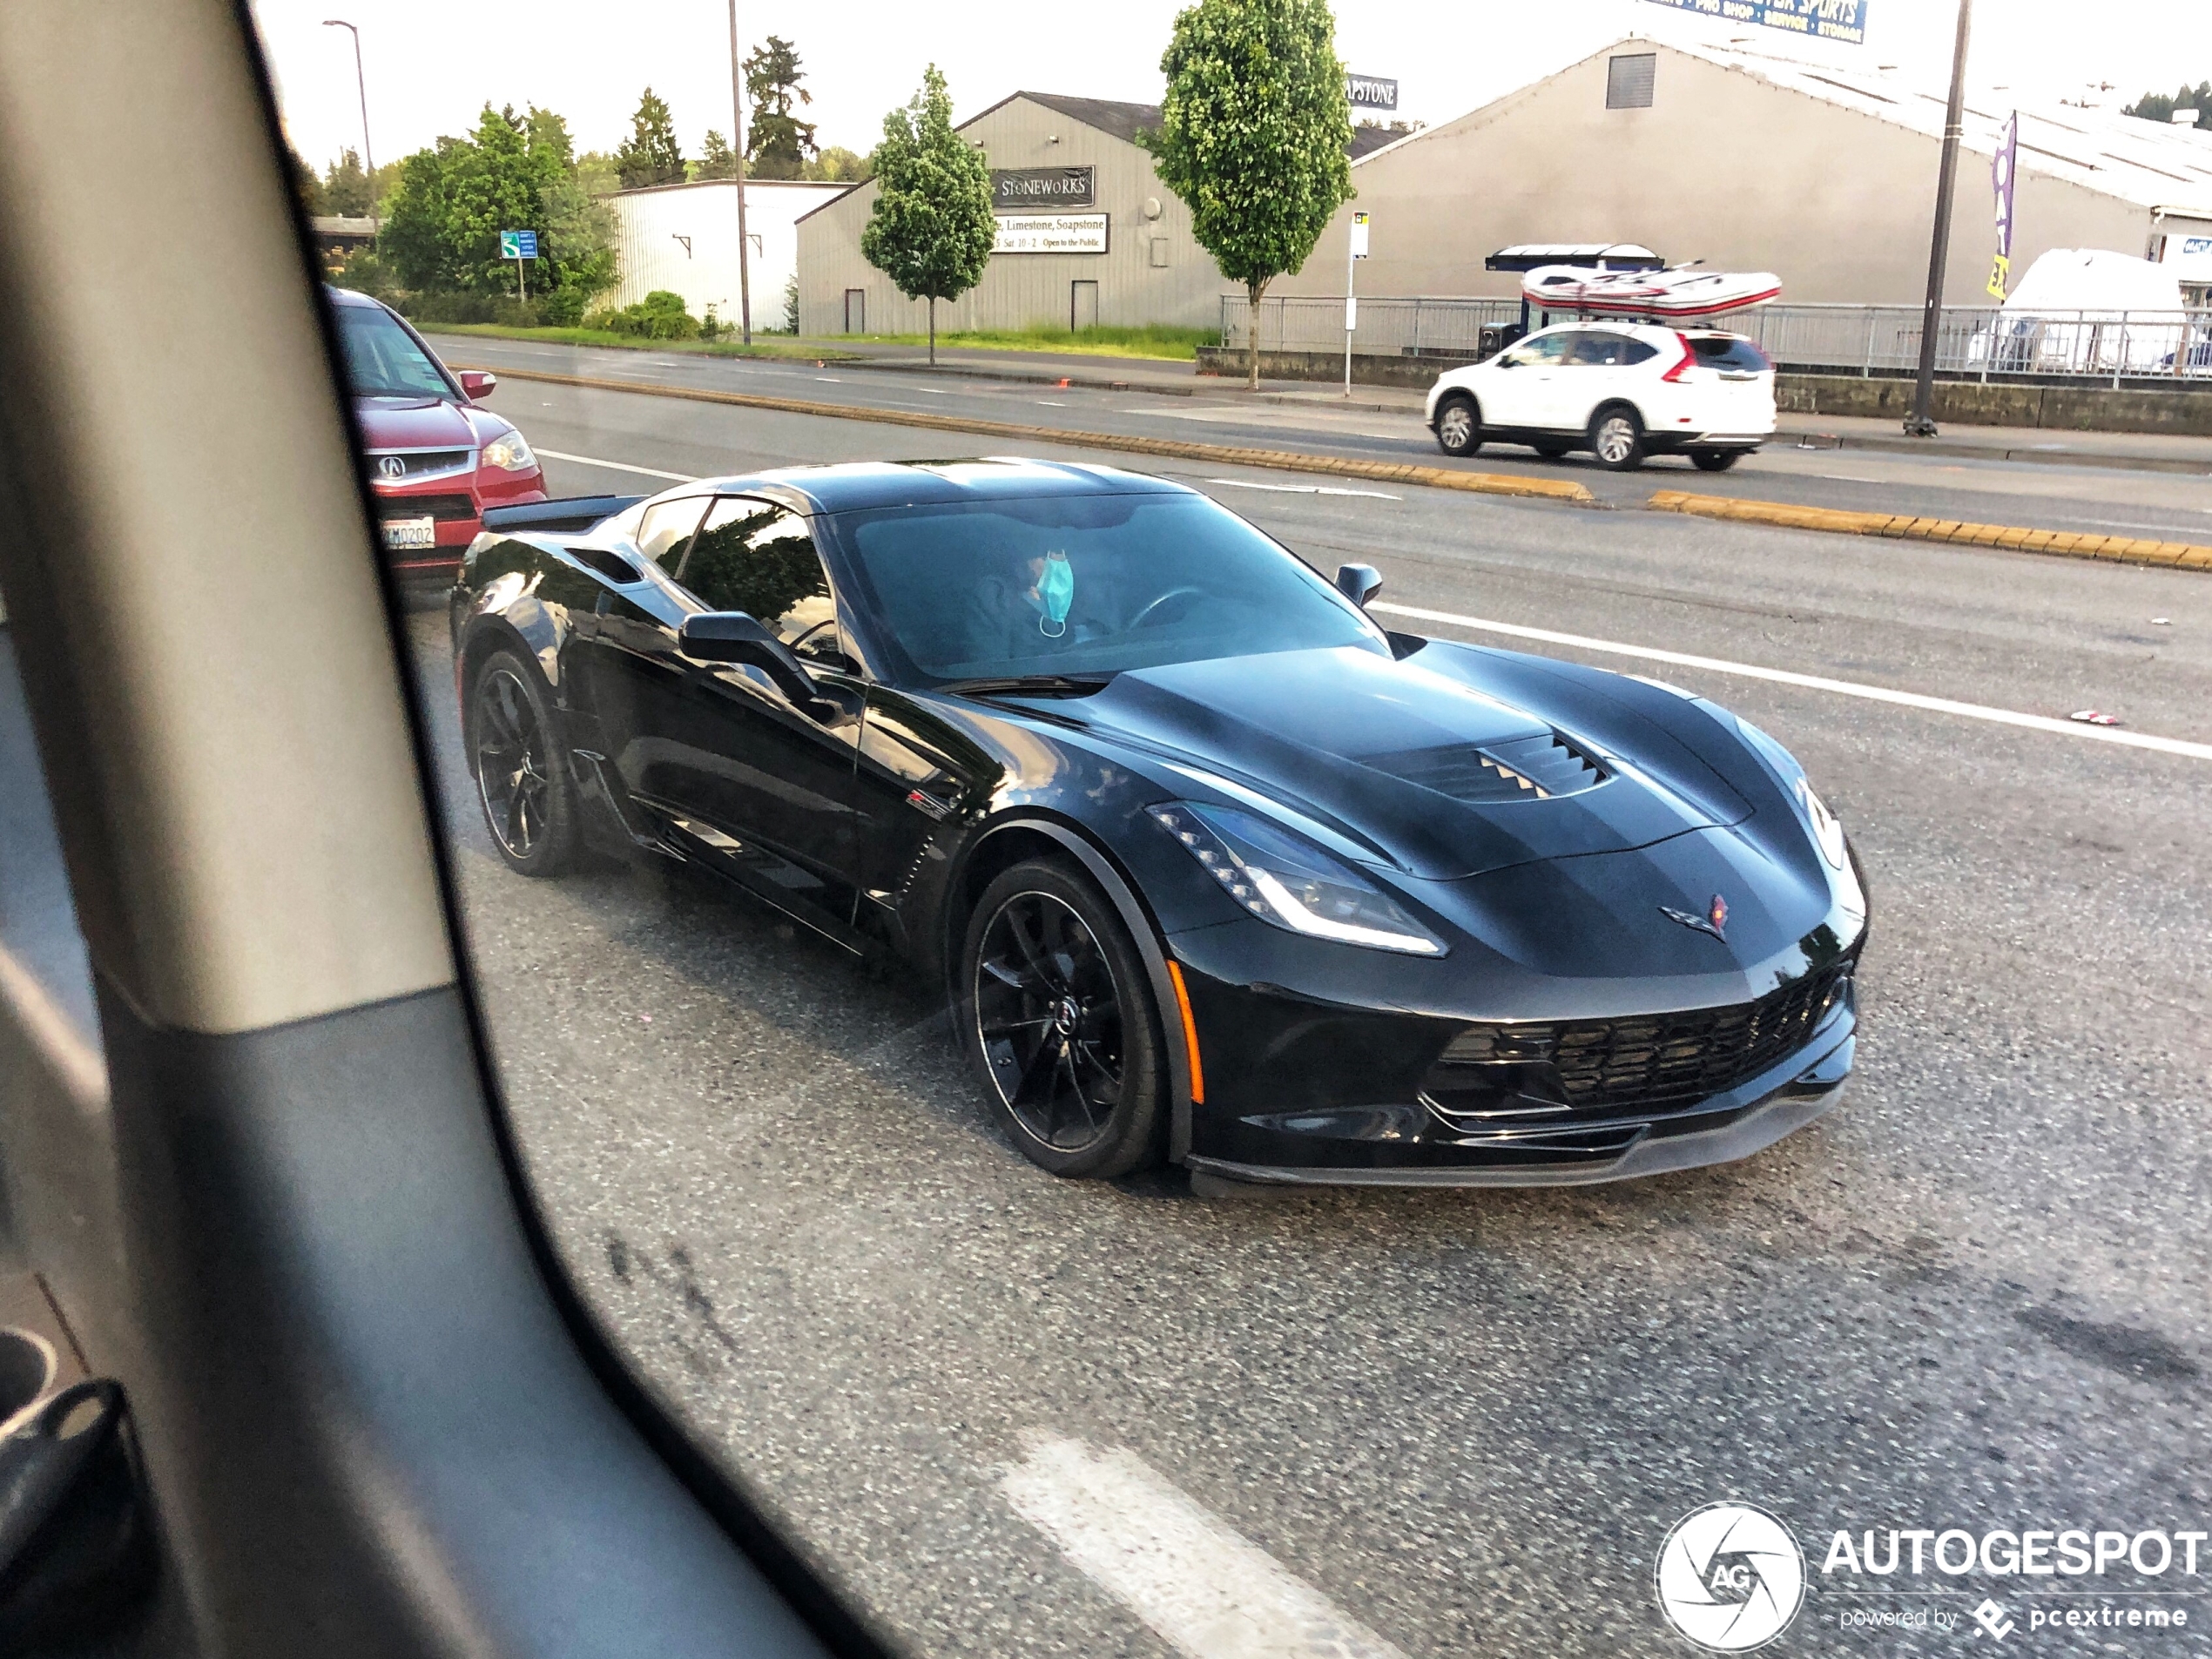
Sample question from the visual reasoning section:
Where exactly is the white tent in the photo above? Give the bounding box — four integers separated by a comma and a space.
1981, 249, 2187, 373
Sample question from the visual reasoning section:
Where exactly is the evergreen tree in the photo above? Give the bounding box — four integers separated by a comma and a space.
2125, 81, 2212, 123
745, 36, 819, 179
1143, 0, 1353, 388
614, 87, 685, 188
695, 129, 739, 181
289, 145, 324, 216
860, 65, 995, 364
322, 147, 373, 217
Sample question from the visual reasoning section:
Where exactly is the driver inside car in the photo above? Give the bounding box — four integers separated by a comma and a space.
965, 544, 1086, 661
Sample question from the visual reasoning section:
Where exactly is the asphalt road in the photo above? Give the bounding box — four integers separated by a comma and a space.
435, 332, 2212, 546
405, 379, 2212, 1658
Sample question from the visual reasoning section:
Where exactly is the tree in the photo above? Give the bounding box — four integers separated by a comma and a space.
614, 87, 685, 189
804, 145, 872, 183
745, 36, 819, 179
289, 145, 324, 216
322, 147, 373, 217
2125, 81, 2212, 124
1142, 0, 1353, 388
695, 129, 738, 181
860, 64, 995, 365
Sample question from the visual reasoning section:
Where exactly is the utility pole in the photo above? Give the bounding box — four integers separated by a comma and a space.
321, 19, 378, 233
727, 0, 754, 344
1907, 0, 1973, 436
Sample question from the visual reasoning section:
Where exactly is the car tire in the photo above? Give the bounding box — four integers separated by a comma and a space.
1588, 405, 1647, 470
1689, 448, 1742, 472
1433, 394, 1483, 457
468, 647, 582, 878
1532, 439, 1573, 460
961, 857, 1166, 1180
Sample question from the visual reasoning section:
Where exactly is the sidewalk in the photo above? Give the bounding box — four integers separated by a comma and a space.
817, 341, 2212, 475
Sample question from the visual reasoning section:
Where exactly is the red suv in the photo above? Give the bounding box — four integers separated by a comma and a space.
327, 287, 546, 582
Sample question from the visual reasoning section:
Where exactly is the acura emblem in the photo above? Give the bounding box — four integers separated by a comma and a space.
1659, 894, 1729, 941
376, 455, 406, 480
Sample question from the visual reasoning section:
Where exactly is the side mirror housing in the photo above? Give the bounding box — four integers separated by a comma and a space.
457, 369, 497, 401
678, 612, 844, 722
1335, 563, 1383, 607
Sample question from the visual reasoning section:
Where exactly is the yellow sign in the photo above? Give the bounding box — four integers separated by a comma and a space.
1986, 253, 2010, 302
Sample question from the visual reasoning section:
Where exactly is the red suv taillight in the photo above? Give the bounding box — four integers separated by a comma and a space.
1660, 333, 1697, 382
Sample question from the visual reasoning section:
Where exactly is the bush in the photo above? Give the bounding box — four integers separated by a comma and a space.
583, 289, 699, 340
536, 285, 592, 327
395, 289, 542, 327
780, 273, 799, 334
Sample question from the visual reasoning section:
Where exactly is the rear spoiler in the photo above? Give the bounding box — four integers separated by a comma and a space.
479, 494, 644, 535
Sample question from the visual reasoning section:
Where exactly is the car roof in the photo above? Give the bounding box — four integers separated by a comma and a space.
323, 285, 383, 310
680, 457, 1195, 515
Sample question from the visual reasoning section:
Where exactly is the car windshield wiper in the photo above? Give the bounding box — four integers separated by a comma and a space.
936, 672, 1118, 698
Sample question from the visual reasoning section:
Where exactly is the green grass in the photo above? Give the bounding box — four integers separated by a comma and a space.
423, 322, 856, 361
839, 324, 1217, 361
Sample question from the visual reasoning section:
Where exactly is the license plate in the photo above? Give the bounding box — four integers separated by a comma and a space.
382, 516, 437, 551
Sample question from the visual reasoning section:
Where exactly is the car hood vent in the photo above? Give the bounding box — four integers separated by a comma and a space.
1363, 731, 1608, 803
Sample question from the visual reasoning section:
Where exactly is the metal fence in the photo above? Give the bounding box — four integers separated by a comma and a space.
1219, 295, 2212, 385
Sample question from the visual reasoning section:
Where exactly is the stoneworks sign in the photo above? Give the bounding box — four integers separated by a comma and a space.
991, 167, 1096, 211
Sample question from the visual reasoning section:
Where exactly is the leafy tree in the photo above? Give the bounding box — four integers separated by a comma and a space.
804, 145, 873, 183
321, 147, 373, 217
614, 87, 685, 188
1143, 0, 1353, 388
695, 129, 738, 181
745, 36, 819, 179
2125, 81, 2212, 123
860, 64, 995, 365
574, 150, 622, 199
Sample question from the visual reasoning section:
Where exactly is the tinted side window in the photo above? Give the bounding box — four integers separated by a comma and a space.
1563, 332, 1652, 366
1690, 335, 1773, 371
1507, 333, 1573, 366
683, 499, 841, 661
635, 496, 711, 575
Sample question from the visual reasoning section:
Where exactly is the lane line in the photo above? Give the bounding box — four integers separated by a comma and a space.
1206, 477, 1401, 500
1001, 1437, 1407, 1659
1371, 601, 2212, 761
535, 448, 698, 482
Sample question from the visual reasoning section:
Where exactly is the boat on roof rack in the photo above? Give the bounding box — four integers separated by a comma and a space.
1485, 243, 1665, 273
1521, 264, 1782, 320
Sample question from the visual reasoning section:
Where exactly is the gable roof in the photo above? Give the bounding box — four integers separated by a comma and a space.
1008, 91, 1162, 145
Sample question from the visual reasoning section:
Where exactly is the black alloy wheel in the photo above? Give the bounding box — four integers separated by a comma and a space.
1532, 438, 1573, 460
1689, 448, 1742, 472
1433, 395, 1483, 457
470, 648, 580, 876
962, 859, 1165, 1178
1588, 404, 1648, 470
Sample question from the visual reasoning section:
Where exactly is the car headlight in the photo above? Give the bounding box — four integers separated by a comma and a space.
480, 429, 536, 472
1149, 802, 1447, 956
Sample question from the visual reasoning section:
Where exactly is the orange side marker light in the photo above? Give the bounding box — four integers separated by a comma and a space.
1164, 961, 1204, 1105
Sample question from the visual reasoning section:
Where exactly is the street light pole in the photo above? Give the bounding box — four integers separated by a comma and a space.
1907, 0, 1973, 436
321, 19, 378, 233
727, 0, 753, 344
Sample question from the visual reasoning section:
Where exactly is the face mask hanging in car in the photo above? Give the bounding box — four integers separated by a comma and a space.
1037, 550, 1073, 637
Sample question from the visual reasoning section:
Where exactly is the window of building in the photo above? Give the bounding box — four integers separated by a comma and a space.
1607, 53, 1656, 110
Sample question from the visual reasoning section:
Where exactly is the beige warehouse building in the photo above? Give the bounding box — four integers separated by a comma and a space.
1278, 37, 2212, 312
796, 91, 1392, 337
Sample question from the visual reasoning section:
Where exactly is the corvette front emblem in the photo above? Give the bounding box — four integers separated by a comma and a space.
1660, 894, 1729, 941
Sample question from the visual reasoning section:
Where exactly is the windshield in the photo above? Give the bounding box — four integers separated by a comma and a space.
828, 491, 1388, 684
334, 303, 457, 400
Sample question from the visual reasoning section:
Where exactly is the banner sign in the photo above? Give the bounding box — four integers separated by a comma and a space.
991, 167, 1095, 212
1346, 74, 1399, 111
994, 212, 1109, 255
1640, 0, 1868, 45
1988, 111, 2018, 300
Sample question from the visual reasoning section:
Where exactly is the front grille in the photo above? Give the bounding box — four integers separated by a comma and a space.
1364, 731, 1607, 802
375, 493, 476, 523
366, 448, 473, 481
1424, 957, 1856, 1125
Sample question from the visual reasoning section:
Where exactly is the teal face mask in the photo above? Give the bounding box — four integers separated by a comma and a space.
1037, 550, 1074, 637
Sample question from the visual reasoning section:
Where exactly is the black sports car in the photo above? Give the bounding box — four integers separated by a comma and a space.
449, 459, 1866, 1188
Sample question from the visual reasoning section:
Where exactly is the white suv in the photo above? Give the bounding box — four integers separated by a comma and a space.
1424, 322, 1777, 471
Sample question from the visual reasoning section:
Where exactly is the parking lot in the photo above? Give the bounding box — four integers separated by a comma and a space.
405, 376, 2212, 1656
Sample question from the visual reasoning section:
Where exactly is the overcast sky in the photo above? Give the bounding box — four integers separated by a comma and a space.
254, 0, 2212, 172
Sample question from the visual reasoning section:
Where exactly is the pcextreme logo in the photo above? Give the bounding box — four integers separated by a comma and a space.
1656, 1502, 1808, 1651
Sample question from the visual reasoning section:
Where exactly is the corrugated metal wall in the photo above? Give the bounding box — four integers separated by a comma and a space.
610, 179, 849, 326
796, 97, 1228, 336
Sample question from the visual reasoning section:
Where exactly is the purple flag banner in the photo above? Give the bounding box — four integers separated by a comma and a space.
1987, 111, 2018, 300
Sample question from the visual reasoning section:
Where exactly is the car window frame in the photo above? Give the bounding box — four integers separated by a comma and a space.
675, 495, 854, 671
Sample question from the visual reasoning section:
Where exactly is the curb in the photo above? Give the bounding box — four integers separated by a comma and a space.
464, 363, 1596, 504
1774, 428, 2212, 475
1647, 490, 2212, 570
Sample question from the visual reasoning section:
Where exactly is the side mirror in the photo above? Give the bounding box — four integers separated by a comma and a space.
1335, 563, 1383, 607
678, 611, 845, 722
457, 369, 497, 401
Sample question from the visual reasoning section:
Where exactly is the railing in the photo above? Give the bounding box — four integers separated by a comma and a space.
1218, 295, 2212, 385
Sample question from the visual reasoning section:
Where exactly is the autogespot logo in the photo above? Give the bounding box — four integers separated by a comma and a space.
1656, 1502, 1808, 1651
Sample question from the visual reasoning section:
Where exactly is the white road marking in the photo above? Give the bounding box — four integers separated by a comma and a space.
815, 375, 843, 381
1001, 1438, 1406, 1659
1371, 601, 2212, 762
1206, 477, 1400, 500
534, 448, 698, 482
1036, 399, 1068, 406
